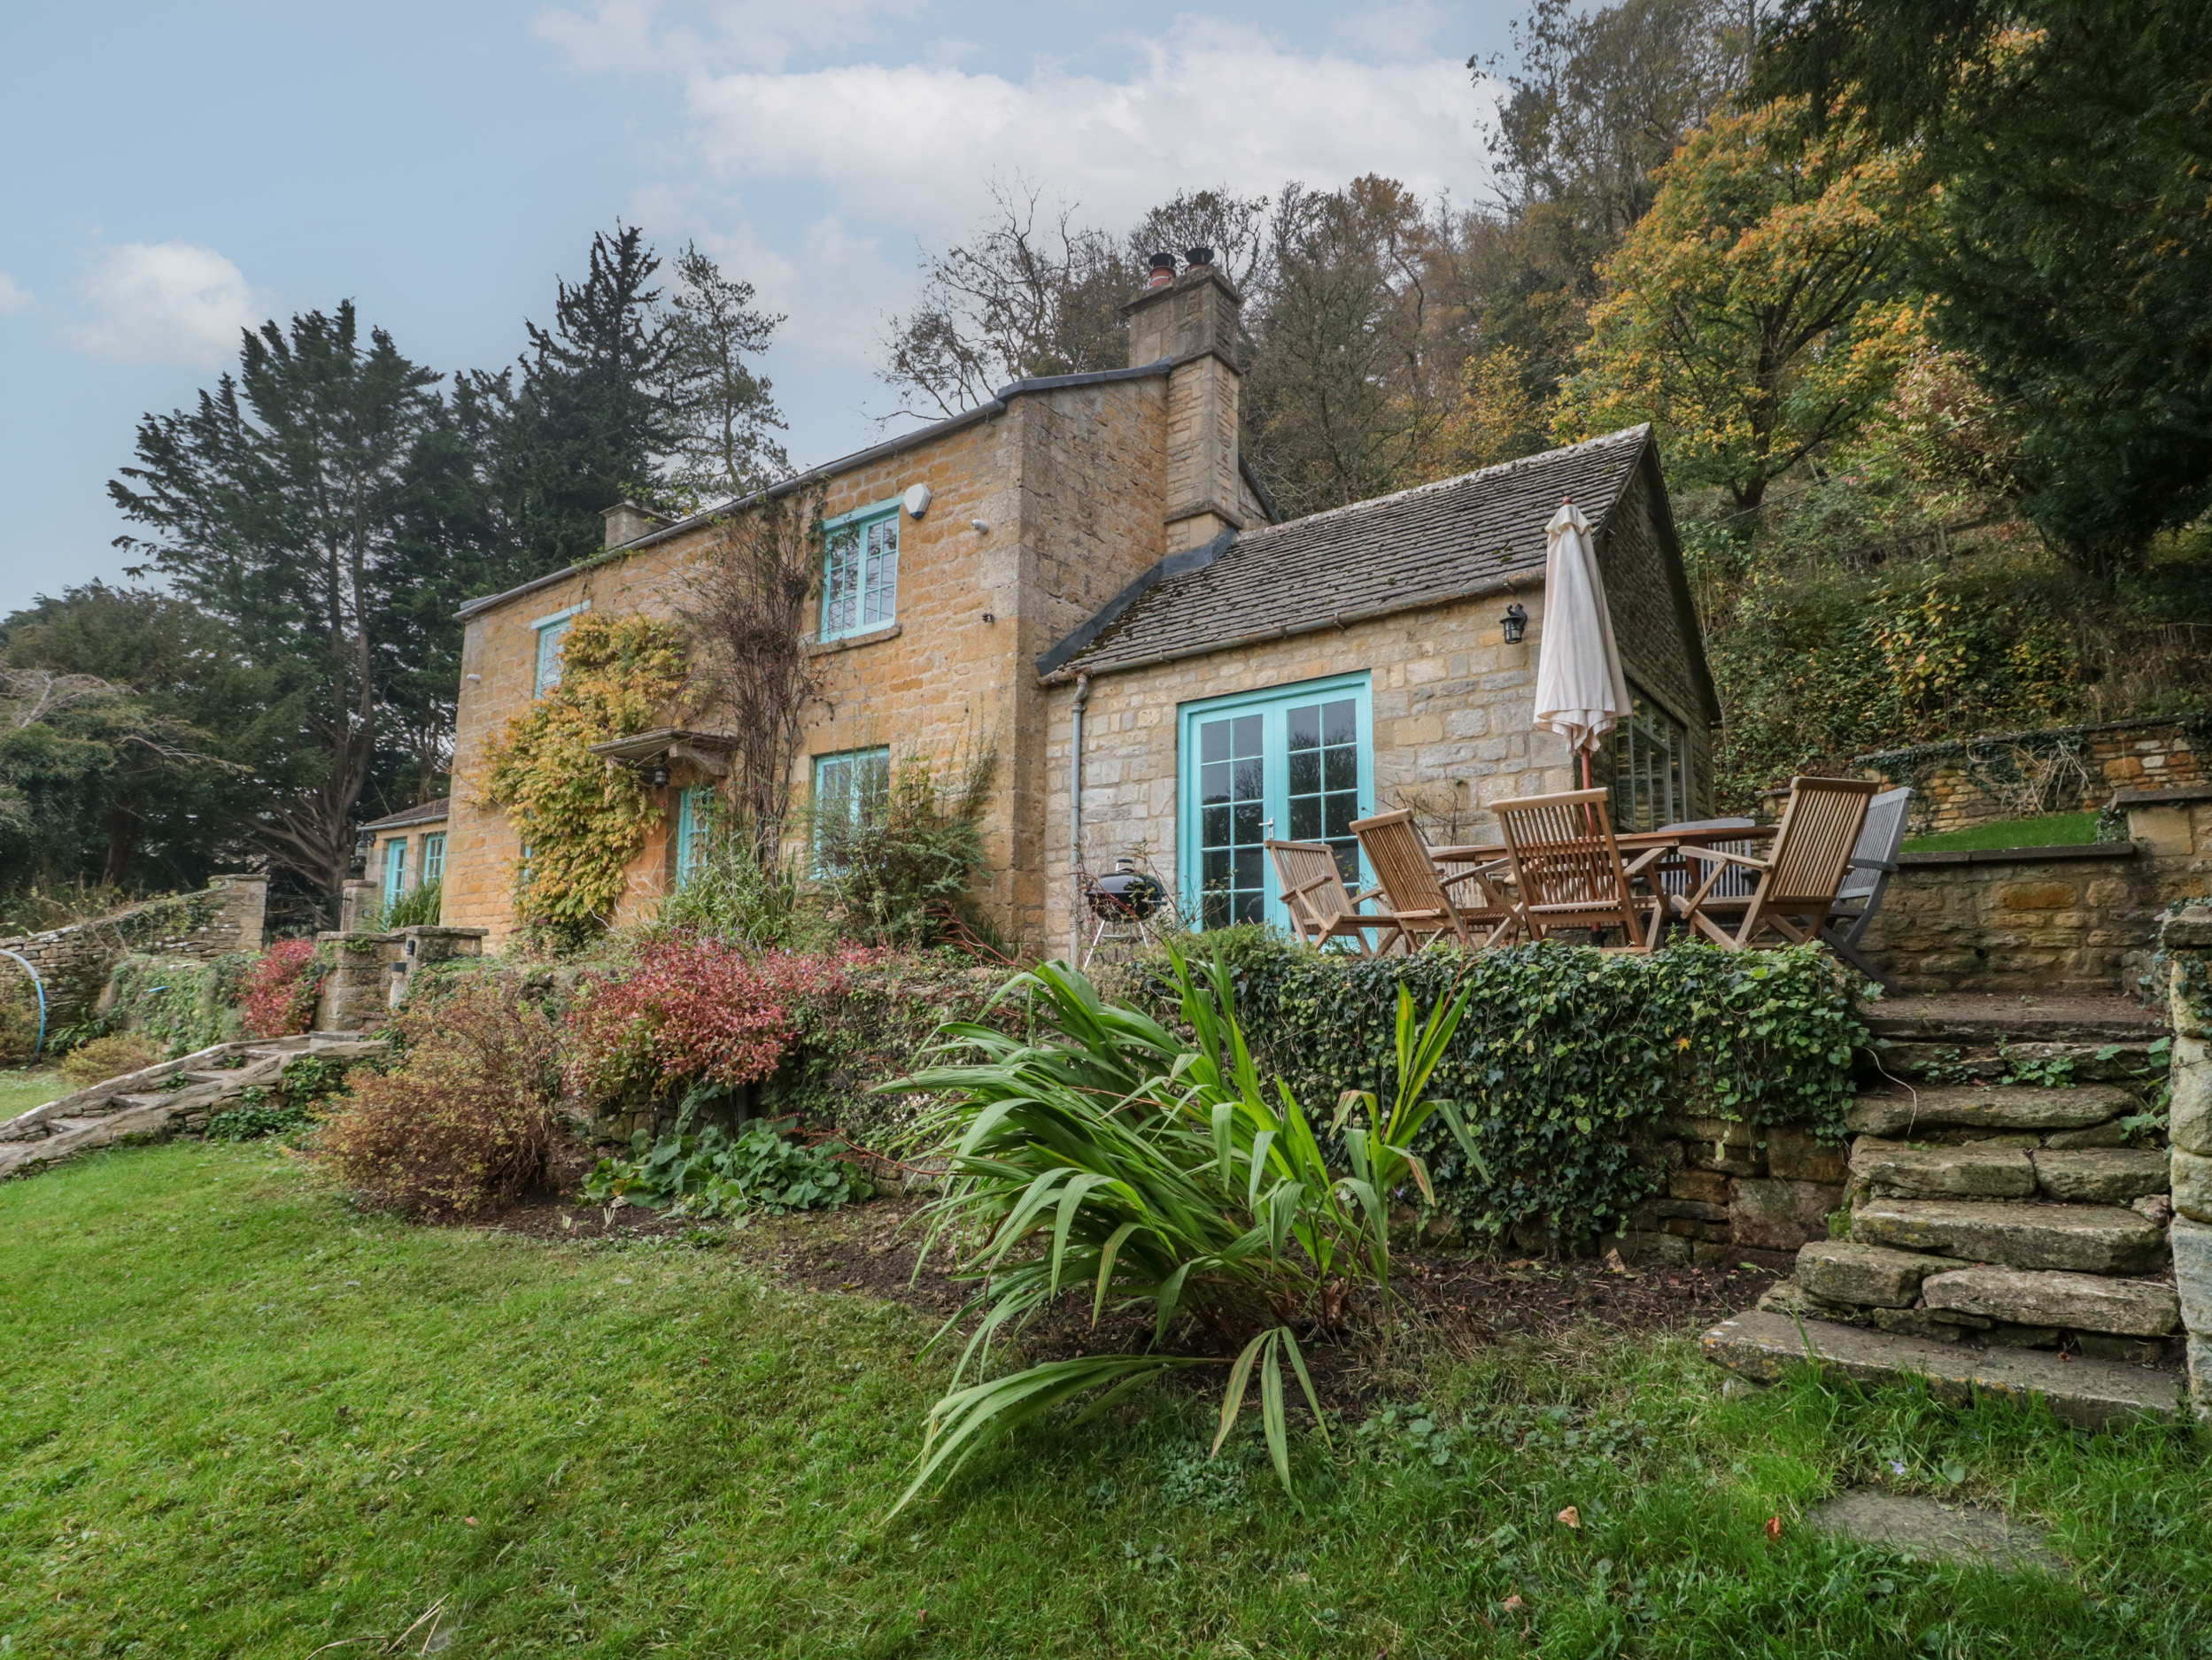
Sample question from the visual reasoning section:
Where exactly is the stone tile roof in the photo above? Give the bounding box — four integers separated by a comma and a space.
1047, 425, 1654, 678
360, 798, 450, 832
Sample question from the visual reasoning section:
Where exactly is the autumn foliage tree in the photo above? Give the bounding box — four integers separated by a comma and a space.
1558, 100, 1923, 516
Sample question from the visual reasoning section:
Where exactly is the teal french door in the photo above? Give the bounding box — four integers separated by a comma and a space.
1177, 672, 1373, 930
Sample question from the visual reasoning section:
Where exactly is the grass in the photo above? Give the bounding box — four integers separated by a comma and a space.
0, 1066, 65, 1118
4, 1144, 2209, 1658
1901, 813, 2100, 853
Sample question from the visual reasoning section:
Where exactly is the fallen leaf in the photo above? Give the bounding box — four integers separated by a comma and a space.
1764, 1515, 1782, 1540
464, 1517, 478, 1527
1503, 1594, 1526, 1612
1557, 1506, 1581, 1529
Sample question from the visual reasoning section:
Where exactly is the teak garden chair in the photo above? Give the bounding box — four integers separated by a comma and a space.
1668, 776, 1879, 951
1264, 839, 1404, 956
1347, 809, 1521, 950
1820, 785, 1913, 982
1494, 788, 1667, 951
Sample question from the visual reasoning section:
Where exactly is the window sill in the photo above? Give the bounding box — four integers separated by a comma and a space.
810, 622, 902, 656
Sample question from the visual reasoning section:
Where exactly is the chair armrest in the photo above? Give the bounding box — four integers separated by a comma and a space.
1281, 872, 1337, 899
1438, 866, 1506, 889
1348, 885, 1387, 905
1620, 846, 1669, 876
1681, 845, 1771, 872
1847, 856, 1899, 874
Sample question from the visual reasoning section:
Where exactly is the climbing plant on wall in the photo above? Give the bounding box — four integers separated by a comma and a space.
482, 612, 689, 947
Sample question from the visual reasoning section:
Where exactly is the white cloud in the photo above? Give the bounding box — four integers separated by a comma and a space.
532, 0, 925, 76
66, 241, 271, 367
679, 19, 1490, 233
0, 272, 33, 315
1331, 1, 1451, 61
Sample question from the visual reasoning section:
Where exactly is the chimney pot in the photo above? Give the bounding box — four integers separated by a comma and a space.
1184, 245, 1214, 269
1147, 251, 1177, 289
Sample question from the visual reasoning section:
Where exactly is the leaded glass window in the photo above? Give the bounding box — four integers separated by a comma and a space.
822, 508, 900, 640
1609, 691, 1691, 832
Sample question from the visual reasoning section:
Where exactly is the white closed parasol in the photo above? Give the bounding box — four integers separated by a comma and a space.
1530, 497, 1631, 787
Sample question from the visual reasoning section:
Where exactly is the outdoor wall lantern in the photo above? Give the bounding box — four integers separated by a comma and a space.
647, 763, 671, 789
1501, 602, 1528, 645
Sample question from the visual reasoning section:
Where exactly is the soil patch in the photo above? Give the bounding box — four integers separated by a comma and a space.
1808, 1489, 2067, 1575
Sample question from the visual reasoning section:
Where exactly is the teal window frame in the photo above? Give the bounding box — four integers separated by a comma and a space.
820, 498, 901, 641
811, 746, 890, 871
531, 602, 589, 696
1176, 672, 1373, 931
675, 785, 715, 885
382, 837, 408, 903
421, 831, 445, 884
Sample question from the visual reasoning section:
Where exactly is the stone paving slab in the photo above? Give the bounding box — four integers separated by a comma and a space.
1807, 1490, 2066, 1575
1700, 1310, 2181, 1429
1919, 1266, 2181, 1337
2031, 1147, 2169, 1203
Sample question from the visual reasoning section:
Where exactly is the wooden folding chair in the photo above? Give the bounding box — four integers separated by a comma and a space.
1349, 808, 1520, 951
1495, 788, 1667, 951
1669, 776, 1879, 950
1264, 839, 1404, 956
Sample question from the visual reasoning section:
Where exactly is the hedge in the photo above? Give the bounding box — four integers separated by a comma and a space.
1128, 931, 1867, 1246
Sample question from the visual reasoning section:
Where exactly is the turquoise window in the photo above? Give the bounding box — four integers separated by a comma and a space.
532, 603, 588, 696
421, 832, 445, 884
382, 837, 408, 902
821, 500, 900, 641
675, 786, 715, 884
1177, 673, 1373, 930
812, 747, 890, 869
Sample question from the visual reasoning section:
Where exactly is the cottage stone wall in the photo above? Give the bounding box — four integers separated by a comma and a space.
445, 379, 1175, 950
1857, 716, 2207, 837
0, 876, 267, 1030
1596, 464, 1719, 811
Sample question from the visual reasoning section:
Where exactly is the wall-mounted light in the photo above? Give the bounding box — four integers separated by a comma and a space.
1501, 602, 1528, 645
648, 763, 670, 789
971, 518, 990, 534
903, 483, 932, 519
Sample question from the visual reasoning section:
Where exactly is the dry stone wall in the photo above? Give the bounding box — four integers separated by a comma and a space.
1857, 716, 2206, 838
0, 876, 267, 1030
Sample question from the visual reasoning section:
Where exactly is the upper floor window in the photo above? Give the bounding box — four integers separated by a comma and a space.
821, 501, 900, 641
532, 603, 589, 696
1609, 690, 1691, 832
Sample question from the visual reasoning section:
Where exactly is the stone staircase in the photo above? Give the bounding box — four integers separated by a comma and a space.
1705, 993, 2185, 1425
0, 1032, 379, 1179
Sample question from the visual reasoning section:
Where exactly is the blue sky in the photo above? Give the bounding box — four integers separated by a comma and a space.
0, 1, 1515, 617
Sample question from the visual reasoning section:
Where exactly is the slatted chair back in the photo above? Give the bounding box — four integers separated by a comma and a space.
1497, 789, 1631, 911
1764, 777, 1880, 908
1837, 787, 1911, 903
1351, 809, 1453, 916
1266, 839, 1361, 945
1651, 816, 1758, 899
1495, 788, 1660, 949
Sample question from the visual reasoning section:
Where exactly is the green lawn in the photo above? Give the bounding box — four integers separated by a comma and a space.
0, 1066, 65, 1119
4, 1144, 2208, 1658
1902, 813, 2100, 853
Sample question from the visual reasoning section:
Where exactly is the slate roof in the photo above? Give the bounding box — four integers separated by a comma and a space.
1043, 425, 1655, 679
360, 798, 450, 832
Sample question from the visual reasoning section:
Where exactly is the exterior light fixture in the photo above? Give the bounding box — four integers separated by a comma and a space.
648, 763, 670, 789
1501, 603, 1528, 645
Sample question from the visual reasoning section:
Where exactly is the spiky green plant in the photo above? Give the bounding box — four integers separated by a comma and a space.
886, 942, 1481, 1515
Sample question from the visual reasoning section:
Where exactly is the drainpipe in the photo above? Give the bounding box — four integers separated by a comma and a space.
1069, 674, 1093, 964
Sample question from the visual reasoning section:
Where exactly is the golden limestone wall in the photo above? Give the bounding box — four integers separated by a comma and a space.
444, 378, 1172, 949
1041, 594, 1575, 957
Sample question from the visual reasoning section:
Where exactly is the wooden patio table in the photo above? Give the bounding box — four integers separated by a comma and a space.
1430, 823, 1776, 867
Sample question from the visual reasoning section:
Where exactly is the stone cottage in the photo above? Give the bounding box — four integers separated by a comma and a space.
437, 253, 1718, 953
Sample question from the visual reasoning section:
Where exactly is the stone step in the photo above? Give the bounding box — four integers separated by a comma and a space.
2031, 1147, 2169, 1203
1865, 993, 2171, 1046
1852, 1139, 2036, 1199
1853, 1197, 2169, 1274
1877, 1038, 2169, 1086
1919, 1266, 2181, 1339
1701, 1309, 2181, 1429
1846, 1085, 2136, 1139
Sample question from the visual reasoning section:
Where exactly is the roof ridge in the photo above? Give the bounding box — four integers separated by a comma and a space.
1241, 424, 1651, 543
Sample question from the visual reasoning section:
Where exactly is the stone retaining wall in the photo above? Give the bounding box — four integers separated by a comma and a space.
0, 876, 267, 1030
313, 925, 488, 1031
2162, 905, 2212, 1416
1856, 716, 2206, 838
1619, 1120, 1848, 1270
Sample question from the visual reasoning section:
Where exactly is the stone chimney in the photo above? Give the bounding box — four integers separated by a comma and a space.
1122, 248, 1246, 551
602, 499, 671, 549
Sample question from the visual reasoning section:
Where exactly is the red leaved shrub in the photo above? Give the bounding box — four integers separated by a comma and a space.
318, 976, 564, 1216
563, 938, 883, 1107
241, 938, 324, 1038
